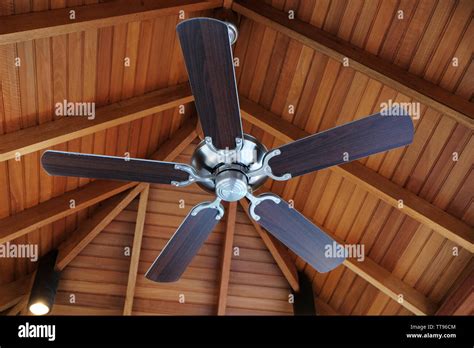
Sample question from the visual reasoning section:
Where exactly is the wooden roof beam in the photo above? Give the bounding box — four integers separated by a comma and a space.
0, 0, 223, 45
343, 257, 438, 315
217, 202, 237, 315
55, 184, 146, 271
0, 83, 193, 162
240, 97, 474, 253
232, 0, 474, 129
0, 180, 137, 245
123, 185, 150, 316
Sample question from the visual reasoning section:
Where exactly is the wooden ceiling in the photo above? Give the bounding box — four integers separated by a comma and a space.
0, 0, 472, 316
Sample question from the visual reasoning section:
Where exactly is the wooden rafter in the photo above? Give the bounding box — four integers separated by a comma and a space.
55, 184, 146, 271
123, 184, 150, 315
343, 256, 437, 315
0, 0, 223, 45
217, 201, 237, 315
0, 180, 136, 245
232, 0, 474, 129
239, 198, 300, 292
240, 97, 474, 253
0, 83, 193, 162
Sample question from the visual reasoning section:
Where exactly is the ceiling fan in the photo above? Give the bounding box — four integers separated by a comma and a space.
41, 18, 414, 283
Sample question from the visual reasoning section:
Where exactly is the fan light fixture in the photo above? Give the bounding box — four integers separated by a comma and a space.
27, 250, 60, 316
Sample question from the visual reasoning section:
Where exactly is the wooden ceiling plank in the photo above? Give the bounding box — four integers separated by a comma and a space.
6, 295, 28, 316
217, 201, 237, 315
0, 0, 223, 45
123, 184, 150, 316
150, 116, 198, 161
232, 0, 474, 129
0, 83, 193, 162
239, 198, 300, 292
55, 184, 146, 271
314, 297, 340, 315
240, 97, 474, 253
0, 180, 137, 245
436, 259, 474, 315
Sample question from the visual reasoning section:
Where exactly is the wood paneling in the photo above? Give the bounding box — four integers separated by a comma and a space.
0, 0, 472, 316
0, 0, 223, 45
234, 2, 472, 315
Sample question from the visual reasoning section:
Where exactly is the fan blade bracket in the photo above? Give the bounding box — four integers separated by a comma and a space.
246, 149, 292, 181
203, 136, 244, 163
245, 192, 281, 221
191, 197, 225, 220
171, 163, 214, 187
248, 193, 346, 273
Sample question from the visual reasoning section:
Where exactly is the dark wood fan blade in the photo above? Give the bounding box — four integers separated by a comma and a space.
41, 150, 189, 185
251, 194, 345, 273
145, 203, 221, 282
268, 112, 414, 178
177, 18, 243, 150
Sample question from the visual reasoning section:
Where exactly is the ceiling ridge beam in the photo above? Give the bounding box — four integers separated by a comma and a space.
0, 0, 223, 45
232, 0, 474, 129
240, 96, 474, 253
239, 198, 300, 292
0, 83, 193, 162
217, 201, 237, 315
123, 184, 150, 316
55, 183, 146, 271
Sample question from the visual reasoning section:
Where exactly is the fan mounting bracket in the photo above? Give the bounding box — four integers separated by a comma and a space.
246, 149, 292, 181
246, 192, 281, 221
190, 197, 225, 220
171, 163, 214, 187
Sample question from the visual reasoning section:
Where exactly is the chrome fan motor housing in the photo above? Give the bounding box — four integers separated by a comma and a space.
191, 134, 268, 197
